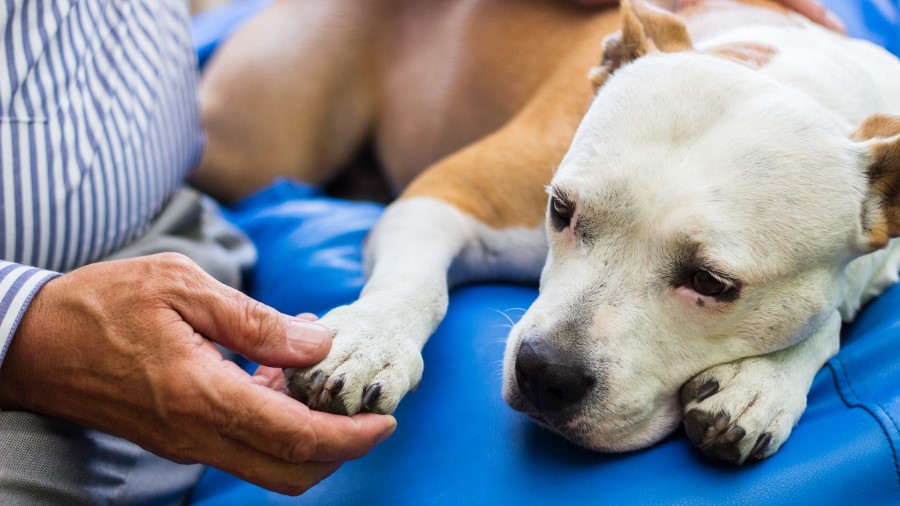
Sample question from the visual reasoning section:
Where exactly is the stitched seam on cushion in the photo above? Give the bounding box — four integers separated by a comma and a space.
835, 357, 900, 445
826, 357, 900, 491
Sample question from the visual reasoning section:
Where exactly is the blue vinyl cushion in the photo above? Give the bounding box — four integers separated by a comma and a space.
190, 1, 900, 504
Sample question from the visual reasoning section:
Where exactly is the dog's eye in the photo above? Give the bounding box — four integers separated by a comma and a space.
690, 270, 734, 298
550, 197, 573, 229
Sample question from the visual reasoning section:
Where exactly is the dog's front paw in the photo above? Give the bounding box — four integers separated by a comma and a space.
680, 358, 807, 464
285, 304, 424, 415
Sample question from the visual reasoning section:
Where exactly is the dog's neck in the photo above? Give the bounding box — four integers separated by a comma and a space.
677, 0, 801, 43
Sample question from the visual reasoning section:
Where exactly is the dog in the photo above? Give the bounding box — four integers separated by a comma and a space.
196, 0, 900, 463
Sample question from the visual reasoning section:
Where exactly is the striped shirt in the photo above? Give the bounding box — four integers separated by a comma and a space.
0, 0, 203, 365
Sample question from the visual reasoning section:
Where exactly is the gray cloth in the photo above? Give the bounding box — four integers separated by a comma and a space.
0, 188, 257, 506
105, 188, 256, 289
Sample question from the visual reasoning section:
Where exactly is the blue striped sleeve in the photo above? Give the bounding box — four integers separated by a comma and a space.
0, 261, 60, 368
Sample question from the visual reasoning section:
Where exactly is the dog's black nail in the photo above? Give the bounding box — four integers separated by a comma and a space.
723, 425, 745, 444
751, 433, 772, 460
362, 383, 382, 412
287, 375, 310, 404
697, 380, 719, 401
324, 374, 345, 394
713, 411, 730, 430
309, 371, 327, 394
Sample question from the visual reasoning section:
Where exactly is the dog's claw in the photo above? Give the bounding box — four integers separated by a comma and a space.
288, 373, 310, 404
751, 433, 772, 460
362, 383, 382, 412
697, 380, 719, 401
324, 374, 345, 394
723, 425, 745, 444
309, 371, 327, 395
713, 410, 730, 430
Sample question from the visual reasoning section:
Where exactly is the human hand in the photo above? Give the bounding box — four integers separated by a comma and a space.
0, 253, 396, 496
569, 0, 846, 33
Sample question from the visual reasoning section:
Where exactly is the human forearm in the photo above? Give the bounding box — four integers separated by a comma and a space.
0, 255, 396, 495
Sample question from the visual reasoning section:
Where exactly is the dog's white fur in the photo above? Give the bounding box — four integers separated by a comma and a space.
286, 5, 900, 463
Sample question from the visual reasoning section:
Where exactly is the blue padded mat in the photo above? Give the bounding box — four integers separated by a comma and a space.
190, 1, 900, 504
195, 180, 900, 505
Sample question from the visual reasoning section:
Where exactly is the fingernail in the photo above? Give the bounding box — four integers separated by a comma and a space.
824, 11, 846, 34
287, 319, 330, 354
377, 416, 398, 444
296, 312, 319, 321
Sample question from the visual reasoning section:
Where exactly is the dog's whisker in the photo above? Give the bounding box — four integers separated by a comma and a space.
489, 308, 518, 328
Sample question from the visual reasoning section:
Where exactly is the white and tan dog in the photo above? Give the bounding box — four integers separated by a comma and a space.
198, 0, 900, 463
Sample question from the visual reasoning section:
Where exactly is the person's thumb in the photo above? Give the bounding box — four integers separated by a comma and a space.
167, 262, 333, 367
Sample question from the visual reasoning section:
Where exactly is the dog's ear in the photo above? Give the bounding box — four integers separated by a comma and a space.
853, 113, 900, 250
589, 0, 693, 91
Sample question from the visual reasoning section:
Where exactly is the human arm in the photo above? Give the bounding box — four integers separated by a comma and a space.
0, 253, 396, 496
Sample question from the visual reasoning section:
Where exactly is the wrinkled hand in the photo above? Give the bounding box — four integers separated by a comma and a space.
570, 0, 846, 33
0, 253, 396, 496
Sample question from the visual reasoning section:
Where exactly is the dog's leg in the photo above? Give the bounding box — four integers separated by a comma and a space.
193, 0, 379, 203
680, 311, 841, 463
286, 196, 547, 415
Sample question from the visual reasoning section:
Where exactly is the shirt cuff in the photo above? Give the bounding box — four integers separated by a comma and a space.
0, 262, 61, 368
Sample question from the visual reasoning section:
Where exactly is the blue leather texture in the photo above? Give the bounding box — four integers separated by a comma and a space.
190, 1, 900, 503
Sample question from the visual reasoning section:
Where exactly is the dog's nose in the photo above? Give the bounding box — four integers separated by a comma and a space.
514, 337, 594, 412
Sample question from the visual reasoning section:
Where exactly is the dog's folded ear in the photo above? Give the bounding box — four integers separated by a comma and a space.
589, 0, 693, 91
853, 113, 900, 250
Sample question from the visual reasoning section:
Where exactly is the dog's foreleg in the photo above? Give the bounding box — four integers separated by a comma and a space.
679, 311, 841, 463
285, 60, 591, 415
286, 197, 546, 415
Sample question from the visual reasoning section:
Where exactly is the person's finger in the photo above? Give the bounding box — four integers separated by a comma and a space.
207, 364, 397, 463
781, 0, 845, 33
305, 411, 398, 462
197, 434, 343, 495
162, 255, 332, 367
252, 365, 289, 393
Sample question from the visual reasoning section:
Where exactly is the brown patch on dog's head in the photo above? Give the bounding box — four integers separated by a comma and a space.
589, 0, 693, 91
852, 114, 900, 250
705, 42, 777, 69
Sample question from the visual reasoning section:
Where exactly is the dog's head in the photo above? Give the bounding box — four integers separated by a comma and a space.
502, 0, 900, 451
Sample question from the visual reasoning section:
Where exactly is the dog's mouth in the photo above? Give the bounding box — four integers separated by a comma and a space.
504, 384, 683, 452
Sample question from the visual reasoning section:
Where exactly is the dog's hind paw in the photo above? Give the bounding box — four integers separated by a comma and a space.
679, 358, 807, 464
284, 303, 425, 415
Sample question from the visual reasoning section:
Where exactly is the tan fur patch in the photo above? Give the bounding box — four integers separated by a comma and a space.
706, 42, 777, 68
852, 114, 900, 141
401, 21, 610, 229
590, 0, 693, 92
631, 0, 693, 52
852, 114, 900, 249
